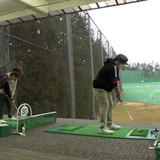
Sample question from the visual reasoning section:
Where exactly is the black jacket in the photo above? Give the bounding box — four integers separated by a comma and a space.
0, 74, 12, 98
93, 59, 119, 92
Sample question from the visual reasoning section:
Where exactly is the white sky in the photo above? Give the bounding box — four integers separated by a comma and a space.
88, 0, 160, 65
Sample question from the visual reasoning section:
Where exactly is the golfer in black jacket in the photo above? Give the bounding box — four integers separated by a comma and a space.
0, 71, 20, 123
93, 54, 128, 134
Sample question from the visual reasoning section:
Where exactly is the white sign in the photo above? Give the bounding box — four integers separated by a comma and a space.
20, 105, 29, 117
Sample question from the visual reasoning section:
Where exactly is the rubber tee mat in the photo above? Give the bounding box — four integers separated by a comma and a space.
44, 124, 158, 140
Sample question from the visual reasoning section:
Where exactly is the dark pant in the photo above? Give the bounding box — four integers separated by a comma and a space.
0, 94, 12, 119
0, 94, 5, 119
5, 95, 12, 118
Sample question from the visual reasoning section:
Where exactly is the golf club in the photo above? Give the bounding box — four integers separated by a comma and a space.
120, 100, 143, 132
13, 103, 18, 110
13, 104, 24, 120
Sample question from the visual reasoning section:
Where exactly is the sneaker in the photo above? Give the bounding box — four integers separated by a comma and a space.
8, 117, 17, 121
99, 127, 114, 134
0, 119, 7, 123
108, 123, 121, 130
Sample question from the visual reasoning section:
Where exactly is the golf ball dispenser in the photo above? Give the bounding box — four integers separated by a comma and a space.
150, 128, 160, 138
125, 127, 160, 140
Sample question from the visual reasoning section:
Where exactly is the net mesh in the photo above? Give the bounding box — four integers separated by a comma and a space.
122, 70, 160, 105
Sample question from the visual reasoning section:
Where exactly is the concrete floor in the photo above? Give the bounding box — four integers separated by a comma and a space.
0, 118, 158, 160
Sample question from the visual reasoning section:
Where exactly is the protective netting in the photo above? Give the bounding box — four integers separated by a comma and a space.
0, 12, 116, 119
122, 70, 160, 83
122, 70, 160, 105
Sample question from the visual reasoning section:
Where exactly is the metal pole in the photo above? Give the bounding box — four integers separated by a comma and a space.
0, 26, 10, 73
108, 41, 110, 58
0, 27, 5, 73
100, 32, 104, 66
66, 14, 76, 118
0, 27, 2, 70
88, 14, 96, 119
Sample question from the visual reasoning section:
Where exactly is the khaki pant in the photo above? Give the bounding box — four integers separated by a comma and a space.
94, 88, 113, 128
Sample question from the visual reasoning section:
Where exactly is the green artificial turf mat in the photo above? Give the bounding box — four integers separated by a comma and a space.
73, 125, 132, 139
129, 129, 149, 137
61, 124, 83, 131
46, 124, 86, 134
4, 112, 57, 131
45, 124, 133, 139
4, 119, 17, 126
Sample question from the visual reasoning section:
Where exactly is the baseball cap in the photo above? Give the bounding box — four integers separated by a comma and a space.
115, 54, 128, 65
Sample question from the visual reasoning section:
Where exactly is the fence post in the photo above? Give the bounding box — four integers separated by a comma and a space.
0, 26, 10, 73
88, 14, 96, 119
0, 27, 5, 73
66, 14, 76, 118
100, 32, 104, 66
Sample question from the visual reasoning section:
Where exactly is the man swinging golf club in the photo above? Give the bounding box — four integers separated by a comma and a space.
0, 71, 20, 123
93, 54, 128, 134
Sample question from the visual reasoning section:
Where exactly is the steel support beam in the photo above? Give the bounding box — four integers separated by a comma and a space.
66, 14, 76, 118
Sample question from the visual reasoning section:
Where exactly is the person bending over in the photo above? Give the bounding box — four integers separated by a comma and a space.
0, 71, 20, 123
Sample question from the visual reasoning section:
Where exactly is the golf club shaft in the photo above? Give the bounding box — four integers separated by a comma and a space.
13, 104, 24, 119
120, 100, 138, 129
13, 104, 21, 116
13, 104, 18, 110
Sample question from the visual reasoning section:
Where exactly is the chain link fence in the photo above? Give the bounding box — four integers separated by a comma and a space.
0, 12, 118, 119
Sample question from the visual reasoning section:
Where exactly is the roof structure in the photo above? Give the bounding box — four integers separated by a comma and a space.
0, 0, 147, 26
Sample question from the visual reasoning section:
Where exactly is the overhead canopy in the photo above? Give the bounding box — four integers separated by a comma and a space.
0, 0, 147, 26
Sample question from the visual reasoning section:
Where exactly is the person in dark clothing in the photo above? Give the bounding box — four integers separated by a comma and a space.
93, 54, 128, 134
4, 68, 21, 121
0, 71, 20, 123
